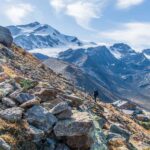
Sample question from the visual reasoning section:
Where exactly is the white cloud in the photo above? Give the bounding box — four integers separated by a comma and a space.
99, 22, 150, 51
116, 0, 144, 9
50, 0, 106, 30
5, 3, 34, 24
50, 0, 66, 12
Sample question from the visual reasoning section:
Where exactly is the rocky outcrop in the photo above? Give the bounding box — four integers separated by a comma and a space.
25, 105, 57, 132
0, 107, 24, 122
54, 111, 93, 137
0, 26, 13, 47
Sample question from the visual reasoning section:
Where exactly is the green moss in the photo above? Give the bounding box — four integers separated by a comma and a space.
19, 79, 37, 91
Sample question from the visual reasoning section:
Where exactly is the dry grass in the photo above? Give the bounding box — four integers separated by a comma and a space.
0, 118, 30, 148
2, 65, 18, 78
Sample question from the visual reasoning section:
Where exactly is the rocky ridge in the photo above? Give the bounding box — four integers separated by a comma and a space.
0, 26, 149, 150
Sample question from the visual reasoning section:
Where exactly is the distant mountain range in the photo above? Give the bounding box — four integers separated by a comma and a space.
7, 22, 95, 54
7, 22, 150, 110
57, 43, 150, 110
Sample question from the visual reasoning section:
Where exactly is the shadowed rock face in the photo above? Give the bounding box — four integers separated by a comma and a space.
0, 26, 13, 47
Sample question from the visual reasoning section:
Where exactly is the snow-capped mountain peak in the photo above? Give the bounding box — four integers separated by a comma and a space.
109, 43, 136, 59
7, 22, 90, 51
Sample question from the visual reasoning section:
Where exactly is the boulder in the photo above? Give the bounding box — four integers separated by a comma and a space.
0, 107, 24, 122
20, 99, 40, 108
110, 124, 131, 140
15, 93, 35, 104
26, 125, 45, 142
25, 106, 57, 132
0, 138, 11, 150
54, 111, 93, 137
34, 88, 58, 102
2, 97, 16, 107
0, 26, 13, 47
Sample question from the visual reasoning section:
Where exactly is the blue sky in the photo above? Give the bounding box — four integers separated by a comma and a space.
0, 0, 150, 50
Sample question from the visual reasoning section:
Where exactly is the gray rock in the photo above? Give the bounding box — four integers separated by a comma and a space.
27, 125, 45, 142
110, 124, 131, 139
55, 144, 70, 150
0, 82, 14, 98
0, 26, 13, 47
15, 93, 35, 104
0, 107, 24, 122
0, 138, 11, 150
54, 111, 93, 137
56, 108, 72, 119
50, 102, 72, 117
25, 106, 57, 132
2, 97, 16, 107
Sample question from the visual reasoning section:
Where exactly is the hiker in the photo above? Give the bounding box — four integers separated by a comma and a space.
94, 90, 99, 102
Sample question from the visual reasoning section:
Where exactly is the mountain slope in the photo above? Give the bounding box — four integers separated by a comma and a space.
58, 44, 150, 110
44, 57, 120, 102
0, 26, 150, 150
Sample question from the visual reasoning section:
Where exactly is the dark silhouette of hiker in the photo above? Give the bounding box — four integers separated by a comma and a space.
94, 90, 99, 102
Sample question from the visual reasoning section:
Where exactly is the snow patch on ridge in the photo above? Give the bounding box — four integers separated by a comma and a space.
109, 48, 122, 59
144, 53, 150, 59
